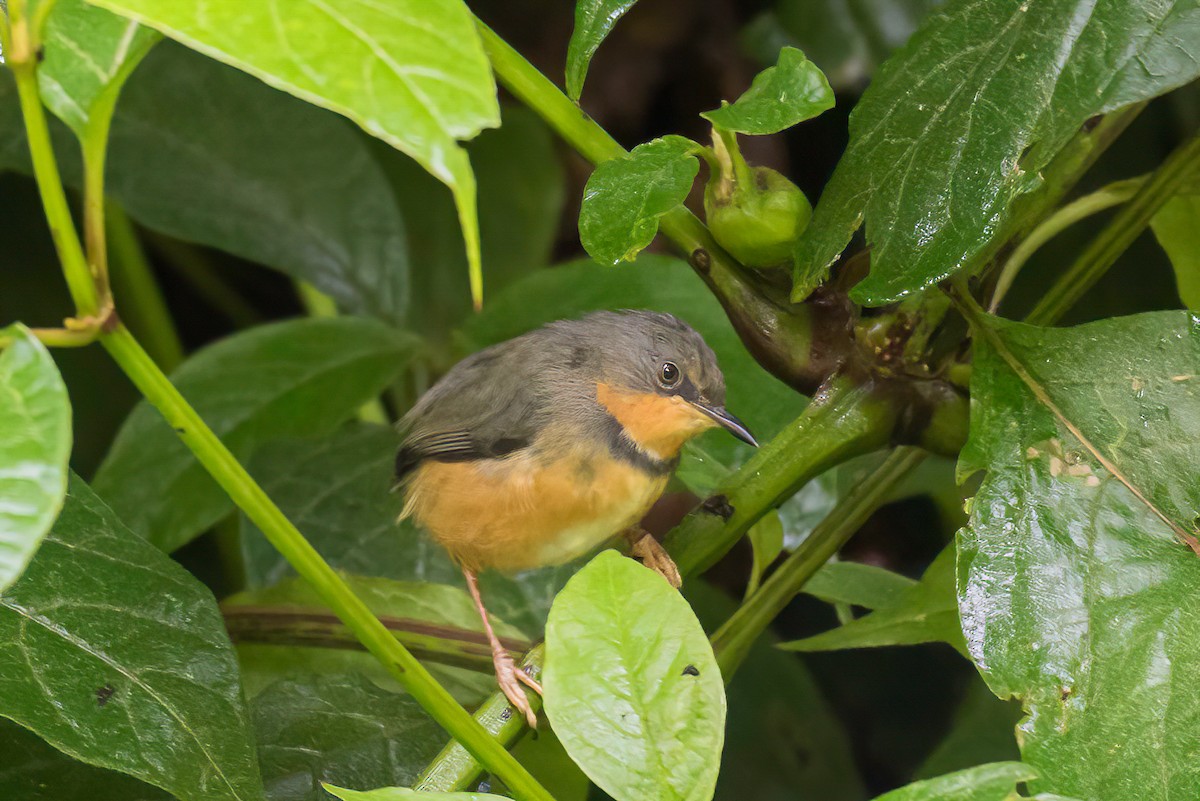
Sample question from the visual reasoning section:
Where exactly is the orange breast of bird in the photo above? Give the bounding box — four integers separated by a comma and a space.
403, 447, 669, 573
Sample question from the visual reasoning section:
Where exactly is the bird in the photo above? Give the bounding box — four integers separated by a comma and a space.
393, 310, 757, 726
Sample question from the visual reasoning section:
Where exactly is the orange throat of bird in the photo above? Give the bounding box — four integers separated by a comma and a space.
595, 381, 715, 461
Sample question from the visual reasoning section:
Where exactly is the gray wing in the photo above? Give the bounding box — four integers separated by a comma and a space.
394, 338, 548, 483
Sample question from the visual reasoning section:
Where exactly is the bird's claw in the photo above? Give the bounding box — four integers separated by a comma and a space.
629, 531, 682, 589
495, 650, 541, 728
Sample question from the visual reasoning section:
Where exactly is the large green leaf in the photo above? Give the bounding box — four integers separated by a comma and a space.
701, 47, 833, 135
87, 0, 500, 307
0, 718, 171, 801
958, 311, 1200, 799
544, 551, 725, 801
40, 0, 159, 136
1150, 193, 1200, 311
0, 325, 70, 592
782, 544, 965, 655
565, 0, 638, 101
325, 786, 506, 801
871, 763, 1038, 801
793, 0, 1200, 305
94, 318, 417, 552
239, 424, 574, 639
0, 476, 263, 801
578, 136, 699, 266
252, 674, 442, 801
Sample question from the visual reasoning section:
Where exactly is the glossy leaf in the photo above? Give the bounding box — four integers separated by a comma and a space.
802, 560, 917, 610
793, 0, 1200, 305
238, 424, 574, 639
88, 0, 500, 307
872, 763, 1037, 801
579, 136, 699, 265
40, 0, 159, 136
701, 47, 833, 135
1150, 193, 1200, 310
959, 311, 1200, 799
544, 551, 725, 801
325, 785, 506, 801
565, 0, 638, 101
0, 325, 70, 592
782, 544, 965, 654
252, 674, 443, 801
0, 718, 171, 801
0, 476, 263, 801
93, 317, 417, 552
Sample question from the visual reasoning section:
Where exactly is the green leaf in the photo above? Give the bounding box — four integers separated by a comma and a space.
239, 424, 573, 639
40, 0, 159, 136
0, 718, 172, 801
578, 136, 700, 265
459, 255, 806, 471
565, 0, 638, 101
252, 674, 443, 801
87, 0, 500, 308
872, 763, 1038, 801
0, 324, 70, 592
915, 678, 1022, 781
802, 560, 917, 610
0, 475, 263, 801
544, 551, 725, 801
782, 543, 965, 654
225, 573, 526, 703
701, 47, 833, 135
746, 511, 784, 595
959, 311, 1200, 799
324, 785, 506, 801
93, 317, 418, 552
1150, 193, 1200, 310
793, 0, 1200, 305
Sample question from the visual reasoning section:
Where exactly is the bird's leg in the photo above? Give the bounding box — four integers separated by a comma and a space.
463, 568, 541, 728
623, 527, 682, 589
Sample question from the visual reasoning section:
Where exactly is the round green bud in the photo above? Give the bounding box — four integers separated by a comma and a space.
705, 165, 811, 268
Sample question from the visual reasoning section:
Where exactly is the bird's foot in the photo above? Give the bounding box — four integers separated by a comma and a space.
628, 530, 682, 589
494, 649, 542, 728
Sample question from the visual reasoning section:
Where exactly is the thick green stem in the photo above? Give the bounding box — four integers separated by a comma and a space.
99, 325, 553, 801
710, 447, 926, 675
414, 646, 546, 792
666, 375, 896, 576
106, 203, 184, 370
1027, 129, 1200, 326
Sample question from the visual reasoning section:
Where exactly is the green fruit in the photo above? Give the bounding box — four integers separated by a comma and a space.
705, 165, 811, 268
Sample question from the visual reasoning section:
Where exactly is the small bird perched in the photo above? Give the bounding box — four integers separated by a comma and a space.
394, 310, 756, 725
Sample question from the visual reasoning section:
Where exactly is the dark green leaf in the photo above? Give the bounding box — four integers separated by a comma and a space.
0, 476, 263, 801
544, 550, 725, 801
1150, 193, 1200, 310
252, 674, 442, 801
794, 0, 1200, 305
239, 424, 573, 639
746, 511, 784, 594
740, 0, 942, 90
959, 311, 1200, 799
0, 324, 70, 592
701, 47, 833, 135
782, 544, 965, 654
94, 318, 417, 552
325, 786, 506, 801
872, 762, 1037, 801
40, 0, 159, 136
0, 718, 172, 801
915, 678, 1021, 781
565, 0, 638, 101
802, 560, 917, 610
578, 136, 699, 265
89, 0, 500, 304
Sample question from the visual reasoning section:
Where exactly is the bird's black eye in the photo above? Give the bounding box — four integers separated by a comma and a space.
659, 361, 680, 387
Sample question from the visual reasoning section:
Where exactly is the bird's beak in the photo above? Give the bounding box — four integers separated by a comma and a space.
690, 401, 758, 447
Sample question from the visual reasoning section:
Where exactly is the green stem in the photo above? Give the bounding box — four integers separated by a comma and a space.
106, 202, 184, 370
414, 646, 546, 792
989, 176, 1146, 313
99, 324, 553, 801
666, 375, 896, 576
25, 326, 98, 348
1027, 129, 1200, 326
710, 447, 926, 676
